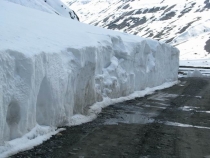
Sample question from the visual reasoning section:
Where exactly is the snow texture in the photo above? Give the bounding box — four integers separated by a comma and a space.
0, 125, 65, 158
187, 70, 204, 77
0, 0, 179, 155
5, 0, 79, 20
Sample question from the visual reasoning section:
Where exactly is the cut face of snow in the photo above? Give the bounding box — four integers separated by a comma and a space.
0, 0, 179, 156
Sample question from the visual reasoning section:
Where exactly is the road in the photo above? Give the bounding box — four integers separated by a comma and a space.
14, 77, 210, 158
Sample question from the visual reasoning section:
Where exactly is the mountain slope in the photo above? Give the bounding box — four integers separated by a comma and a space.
6, 0, 79, 20
64, 0, 210, 62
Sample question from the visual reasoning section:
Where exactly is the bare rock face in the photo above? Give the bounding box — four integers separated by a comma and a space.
205, 38, 210, 54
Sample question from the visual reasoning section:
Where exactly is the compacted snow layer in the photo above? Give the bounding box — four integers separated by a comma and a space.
0, 0, 179, 152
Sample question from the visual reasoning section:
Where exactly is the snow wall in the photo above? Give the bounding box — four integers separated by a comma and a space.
0, 1, 179, 145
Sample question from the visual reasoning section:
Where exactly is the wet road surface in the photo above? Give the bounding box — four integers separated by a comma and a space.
14, 77, 210, 158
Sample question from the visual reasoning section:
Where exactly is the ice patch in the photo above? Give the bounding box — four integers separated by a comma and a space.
178, 106, 199, 112
164, 121, 210, 130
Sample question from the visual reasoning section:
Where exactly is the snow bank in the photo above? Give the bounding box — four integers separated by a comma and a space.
0, 125, 65, 158
187, 70, 204, 77
0, 0, 179, 149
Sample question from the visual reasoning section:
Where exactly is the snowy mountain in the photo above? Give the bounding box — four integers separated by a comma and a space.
6, 0, 79, 20
64, 0, 210, 67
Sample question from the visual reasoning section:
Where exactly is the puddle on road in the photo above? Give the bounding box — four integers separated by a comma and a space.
103, 103, 166, 125
104, 113, 155, 125
103, 104, 158, 125
148, 92, 178, 101
103, 92, 178, 125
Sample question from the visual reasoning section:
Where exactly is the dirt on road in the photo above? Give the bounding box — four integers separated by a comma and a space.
13, 77, 210, 158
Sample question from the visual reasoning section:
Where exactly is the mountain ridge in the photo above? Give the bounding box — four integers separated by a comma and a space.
6, 0, 79, 20
64, 0, 210, 64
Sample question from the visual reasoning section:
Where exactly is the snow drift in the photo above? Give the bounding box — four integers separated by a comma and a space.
0, 0, 179, 146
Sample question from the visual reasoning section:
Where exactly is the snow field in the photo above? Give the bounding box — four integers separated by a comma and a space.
5, 0, 79, 20
0, 0, 179, 156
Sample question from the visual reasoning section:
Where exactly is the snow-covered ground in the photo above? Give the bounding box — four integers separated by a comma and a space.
64, 0, 210, 76
171, 19, 210, 64
5, 0, 79, 20
63, 0, 210, 42
173, 19, 210, 77
0, 0, 179, 157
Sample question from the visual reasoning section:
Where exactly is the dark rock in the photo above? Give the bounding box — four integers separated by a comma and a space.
160, 11, 176, 21
204, 38, 210, 54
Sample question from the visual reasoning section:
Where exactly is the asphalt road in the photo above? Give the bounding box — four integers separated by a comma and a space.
13, 77, 210, 158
